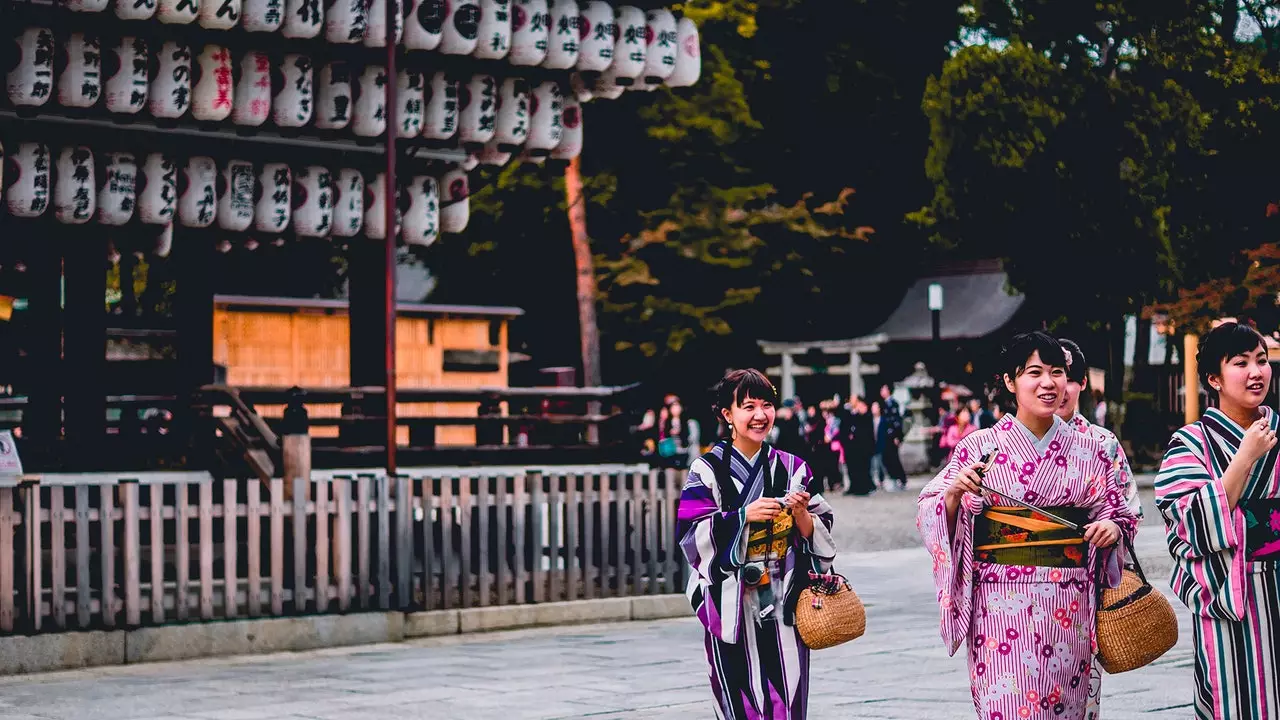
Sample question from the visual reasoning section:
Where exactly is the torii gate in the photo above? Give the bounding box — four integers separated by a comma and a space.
757, 334, 889, 402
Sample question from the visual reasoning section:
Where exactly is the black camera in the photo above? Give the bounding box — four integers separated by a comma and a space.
741, 562, 766, 586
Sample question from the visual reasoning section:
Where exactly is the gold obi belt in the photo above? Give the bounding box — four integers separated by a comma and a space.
974, 506, 1090, 568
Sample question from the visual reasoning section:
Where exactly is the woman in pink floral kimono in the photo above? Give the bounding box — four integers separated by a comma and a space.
918, 332, 1140, 720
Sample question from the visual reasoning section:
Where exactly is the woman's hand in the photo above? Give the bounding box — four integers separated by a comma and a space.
1240, 419, 1278, 464
1083, 520, 1121, 548
745, 497, 785, 523
943, 463, 985, 508
787, 491, 814, 539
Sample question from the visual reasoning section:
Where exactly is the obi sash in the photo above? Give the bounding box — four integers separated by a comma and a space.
1239, 498, 1280, 563
974, 506, 1090, 568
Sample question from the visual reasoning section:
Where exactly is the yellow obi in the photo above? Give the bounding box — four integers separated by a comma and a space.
974, 506, 1089, 568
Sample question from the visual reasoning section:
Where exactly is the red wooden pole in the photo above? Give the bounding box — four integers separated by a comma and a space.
383, 6, 399, 475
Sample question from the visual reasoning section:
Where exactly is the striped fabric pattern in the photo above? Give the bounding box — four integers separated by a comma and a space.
1156, 407, 1280, 719
677, 444, 837, 720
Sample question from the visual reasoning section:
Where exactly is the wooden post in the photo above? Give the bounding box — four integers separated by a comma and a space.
565, 155, 602, 444
1184, 333, 1200, 424
282, 388, 312, 501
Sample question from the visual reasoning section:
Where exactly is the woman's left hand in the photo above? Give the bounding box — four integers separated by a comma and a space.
787, 491, 814, 538
1082, 520, 1121, 548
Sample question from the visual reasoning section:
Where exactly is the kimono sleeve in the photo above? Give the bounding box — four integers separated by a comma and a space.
1083, 441, 1140, 585
789, 458, 836, 571
916, 432, 987, 656
676, 458, 748, 581
1155, 428, 1239, 560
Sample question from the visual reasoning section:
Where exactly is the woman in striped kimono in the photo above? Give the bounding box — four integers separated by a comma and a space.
918, 332, 1139, 720
1057, 338, 1142, 521
1156, 322, 1280, 719
677, 368, 838, 720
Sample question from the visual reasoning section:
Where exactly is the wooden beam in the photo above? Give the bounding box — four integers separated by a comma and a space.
757, 334, 888, 355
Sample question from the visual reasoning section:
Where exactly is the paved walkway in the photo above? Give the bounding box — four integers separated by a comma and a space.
0, 484, 1198, 719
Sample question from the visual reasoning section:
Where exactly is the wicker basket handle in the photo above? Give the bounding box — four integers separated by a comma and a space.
1095, 533, 1147, 596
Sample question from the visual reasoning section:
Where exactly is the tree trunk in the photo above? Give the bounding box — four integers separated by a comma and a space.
565, 154, 602, 443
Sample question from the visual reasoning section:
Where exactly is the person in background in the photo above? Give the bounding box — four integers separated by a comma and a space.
1092, 389, 1108, 429
939, 406, 977, 464
657, 396, 701, 469
770, 400, 806, 458
970, 396, 996, 430
845, 397, 876, 495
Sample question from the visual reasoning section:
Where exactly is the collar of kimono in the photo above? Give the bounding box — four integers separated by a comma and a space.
1202, 405, 1275, 446
1006, 413, 1067, 455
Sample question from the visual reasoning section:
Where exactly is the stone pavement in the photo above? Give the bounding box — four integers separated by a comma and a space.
0, 483, 1199, 720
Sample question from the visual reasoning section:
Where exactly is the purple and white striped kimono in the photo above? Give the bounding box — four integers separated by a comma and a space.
676, 443, 837, 720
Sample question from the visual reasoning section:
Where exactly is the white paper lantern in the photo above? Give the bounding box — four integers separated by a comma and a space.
551, 94, 582, 159
401, 175, 438, 246
5, 143, 48, 218
217, 159, 255, 231
666, 16, 700, 88
438, 0, 480, 55
325, 0, 367, 43
199, 0, 241, 29
642, 8, 676, 85
477, 141, 511, 167
421, 71, 458, 141
116, 0, 157, 22
272, 54, 314, 128
158, 0, 200, 24
352, 65, 387, 137
192, 45, 234, 121
96, 152, 136, 226
576, 1, 614, 73
255, 162, 291, 233
396, 70, 424, 138
138, 153, 177, 225
8, 28, 55, 108
65, 0, 110, 12
608, 5, 645, 85
509, 0, 549, 66
473, 0, 512, 60
458, 74, 497, 148
363, 172, 387, 239
542, 0, 579, 69
55, 147, 95, 224
57, 33, 101, 109
154, 223, 174, 257
525, 80, 562, 156
439, 168, 469, 233
103, 37, 149, 115
569, 71, 592, 101
314, 62, 353, 130
593, 68, 624, 99
292, 166, 333, 237
331, 168, 363, 237
242, 0, 284, 32
494, 78, 529, 151
283, 0, 324, 39
149, 42, 192, 120
363, 0, 403, 47
231, 51, 272, 126
178, 156, 217, 228
404, 0, 444, 50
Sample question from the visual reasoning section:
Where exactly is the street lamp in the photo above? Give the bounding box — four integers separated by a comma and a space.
928, 282, 944, 343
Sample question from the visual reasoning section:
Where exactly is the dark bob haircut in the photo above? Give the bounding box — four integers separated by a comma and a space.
712, 369, 779, 413
1058, 338, 1088, 384
1000, 331, 1068, 379
1197, 322, 1268, 395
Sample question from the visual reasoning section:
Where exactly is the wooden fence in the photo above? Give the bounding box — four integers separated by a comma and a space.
0, 465, 687, 634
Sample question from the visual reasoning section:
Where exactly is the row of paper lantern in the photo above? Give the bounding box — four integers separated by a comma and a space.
29, 0, 701, 89
1, 142, 471, 244
6, 30, 584, 156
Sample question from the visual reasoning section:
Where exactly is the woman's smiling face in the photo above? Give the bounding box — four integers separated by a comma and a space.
1004, 351, 1067, 420
722, 393, 775, 443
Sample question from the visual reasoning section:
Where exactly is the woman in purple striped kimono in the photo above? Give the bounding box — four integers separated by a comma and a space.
918, 332, 1139, 719
676, 369, 837, 720
1156, 322, 1280, 719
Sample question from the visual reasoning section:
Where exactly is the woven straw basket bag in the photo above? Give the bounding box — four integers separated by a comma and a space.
795, 572, 866, 650
1095, 538, 1178, 674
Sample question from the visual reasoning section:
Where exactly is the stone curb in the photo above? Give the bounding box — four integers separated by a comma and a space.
0, 595, 692, 676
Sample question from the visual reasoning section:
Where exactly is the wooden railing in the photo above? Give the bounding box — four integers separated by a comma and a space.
0, 465, 687, 634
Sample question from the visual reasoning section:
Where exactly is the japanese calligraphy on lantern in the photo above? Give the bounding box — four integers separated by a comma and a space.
97, 152, 136, 226
55, 146, 95, 224
642, 8, 677, 84
576, 1, 614, 72
232, 51, 272, 126
150, 42, 192, 119
331, 168, 363, 237
255, 163, 292, 232
315, 62, 353, 129
192, 45, 233, 120
459, 74, 498, 148
352, 65, 387, 137
273, 54, 314, 127
8, 28, 55, 108
57, 33, 101, 108
217, 159, 255, 232
397, 71, 425, 138
525, 79, 563, 154
542, 0, 580, 69
494, 78, 530, 151
292, 166, 333, 237
402, 175, 439, 246
199, 0, 240, 29
178, 156, 217, 228
474, 0, 513, 59
158, 0, 200, 24
243, 0, 285, 32
283, 0, 323, 39
405, 0, 445, 50
325, 0, 367, 43
138, 153, 176, 225
510, 0, 549, 66
422, 71, 458, 140
116, 0, 158, 23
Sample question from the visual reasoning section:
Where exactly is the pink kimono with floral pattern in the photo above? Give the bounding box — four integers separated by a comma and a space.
917, 416, 1139, 720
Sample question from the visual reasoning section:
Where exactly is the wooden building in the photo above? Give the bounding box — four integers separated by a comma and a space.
213, 295, 523, 447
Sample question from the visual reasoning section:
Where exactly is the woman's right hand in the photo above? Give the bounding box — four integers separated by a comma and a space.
745, 497, 785, 523
1240, 419, 1278, 464
943, 463, 986, 509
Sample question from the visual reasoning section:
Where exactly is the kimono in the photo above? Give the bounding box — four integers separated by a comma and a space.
918, 415, 1139, 720
1155, 407, 1280, 720
1066, 412, 1142, 521
677, 443, 837, 720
